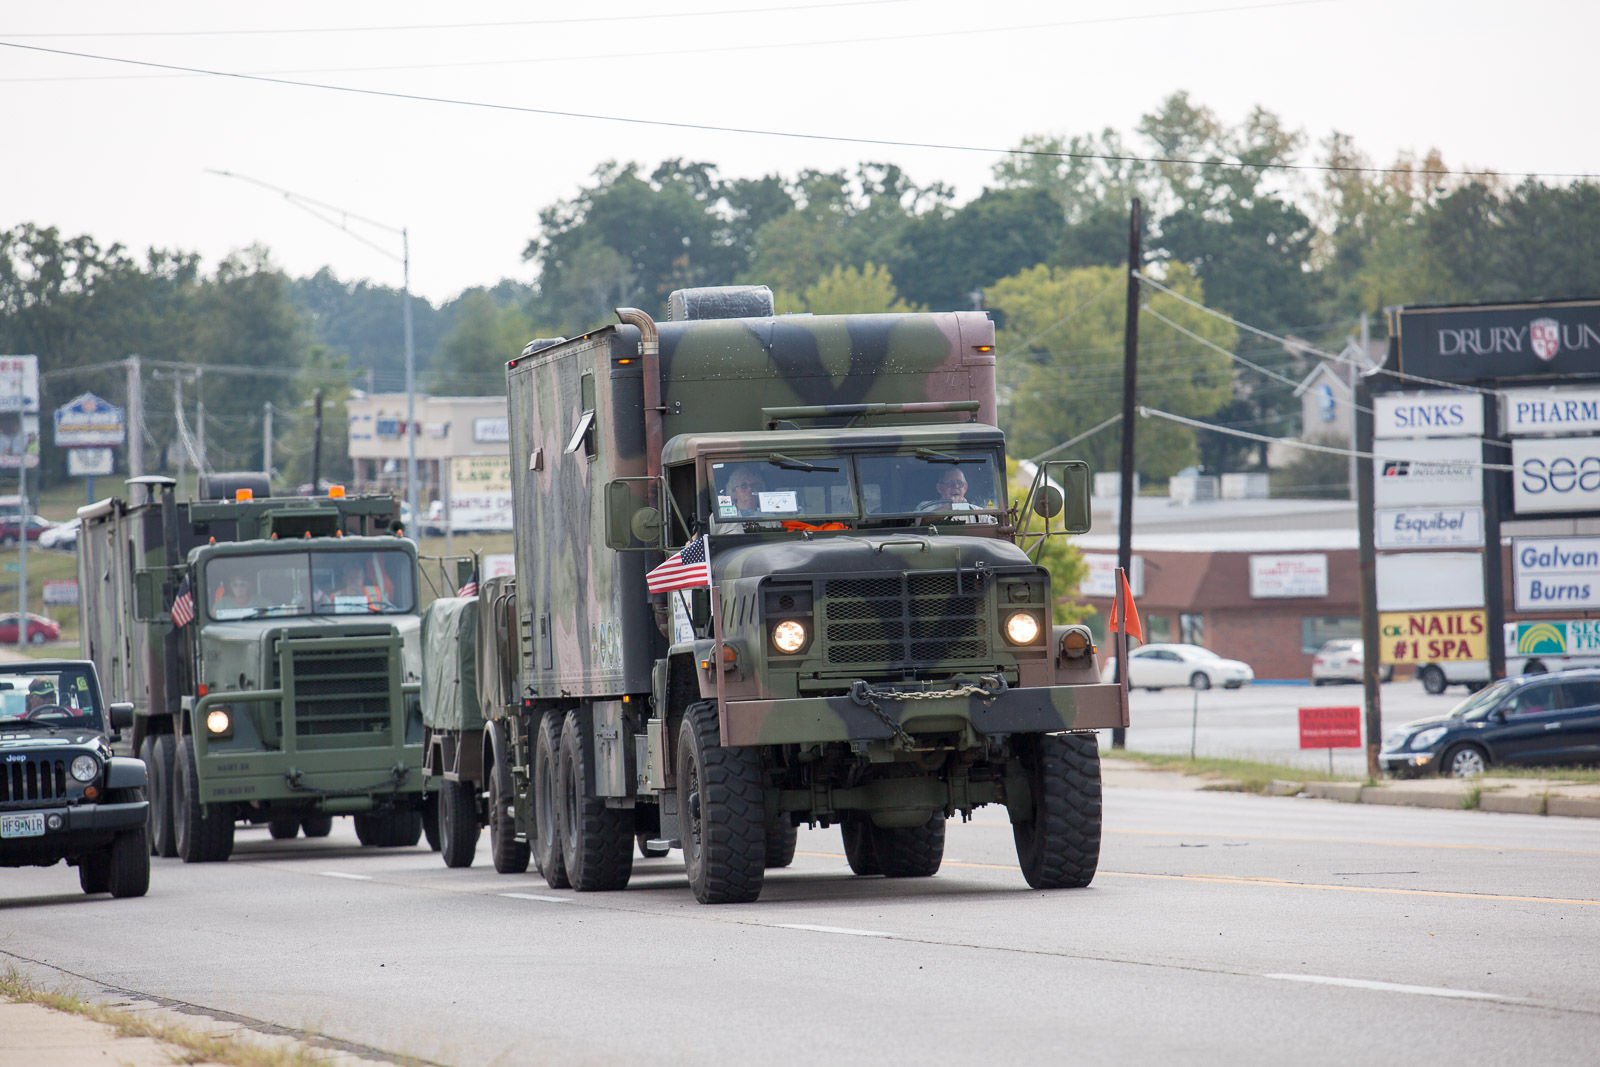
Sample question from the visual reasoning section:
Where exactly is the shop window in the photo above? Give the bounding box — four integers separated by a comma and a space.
1301, 616, 1360, 654
1180, 613, 1205, 647
1144, 614, 1173, 643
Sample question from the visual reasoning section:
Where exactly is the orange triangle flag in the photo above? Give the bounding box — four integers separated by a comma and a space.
1109, 568, 1144, 643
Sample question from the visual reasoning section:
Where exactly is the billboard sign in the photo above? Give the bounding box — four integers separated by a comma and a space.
1249, 554, 1328, 599
0, 356, 40, 413
1372, 437, 1482, 507
1081, 553, 1144, 598
1375, 506, 1484, 549
1378, 609, 1489, 663
1376, 551, 1484, 610
1298, 706, 1362, 749
67, 448, 114, 477
42, 579, 78, 606
446, 454, 512, 531
473, 417, 509, 444
1393, 300, 1600, 382
1513, 537, 1600, 612
1511, 437, 1600, 515
53, 392, 126, 447
1511, 619, 1600, 657
1502, 386, 1600, 437
1373, 392, 1483, 439
0, 413, 39, 470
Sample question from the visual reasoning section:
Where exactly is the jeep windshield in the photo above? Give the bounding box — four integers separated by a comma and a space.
707, 448, 1003, 528
204, 548, 416, 620
0, 665, 104, 731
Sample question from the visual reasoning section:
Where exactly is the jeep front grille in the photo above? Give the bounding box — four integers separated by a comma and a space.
821, 573, 990, 666
2, 756, 68, 805
272, 645, 394, 742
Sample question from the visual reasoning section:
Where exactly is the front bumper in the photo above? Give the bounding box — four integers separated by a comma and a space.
0, 800, 148, 866
721, 681, 1127, 747
1379, 751, 1438, 778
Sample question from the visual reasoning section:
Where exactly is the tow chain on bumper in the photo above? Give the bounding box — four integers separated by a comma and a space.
284, 764, 410, 797
848, 675, 1008, 745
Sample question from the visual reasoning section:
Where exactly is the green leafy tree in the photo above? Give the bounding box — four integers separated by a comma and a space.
426, 291, 533, 395
774, 263, 918, 315
890, 186, 1066, 310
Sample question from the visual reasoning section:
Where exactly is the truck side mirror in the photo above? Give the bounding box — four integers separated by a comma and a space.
604, 479, 666, 551
1025, 460, 1092, 536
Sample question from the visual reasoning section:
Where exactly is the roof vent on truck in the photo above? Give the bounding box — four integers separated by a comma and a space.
666, 285, 774, 321
199, 472, 272, 502
518, 337, 567, 358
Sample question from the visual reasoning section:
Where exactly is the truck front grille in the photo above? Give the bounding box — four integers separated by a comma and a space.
2, 756, 68, 805
821, 574, 990, 666
272, 645, 394, 742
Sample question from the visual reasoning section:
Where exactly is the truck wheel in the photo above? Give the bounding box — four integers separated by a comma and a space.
1419, 665, 1447, 695
677, 701, 765, 904
107, 802, 151, 899
174, 735, 234, 863
765, 818, 798, 869
488, 753, 530, 874
354, 810, 422, 847
268, 816, 300, 840
870, 815, 945, 878
422, 792, 442, 852
300, 815, 333, 838
78, 852, 111, 894
840, 814, 880, 876
1012, 732, 1102, 890
556, 706, 634, 892
150, 734, 178, 859
439, 777, 480, 869
636, 832, 670, 859
532, 712, 568, 886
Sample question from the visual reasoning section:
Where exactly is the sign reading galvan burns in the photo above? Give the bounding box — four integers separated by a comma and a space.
1379, 609, 1489, 664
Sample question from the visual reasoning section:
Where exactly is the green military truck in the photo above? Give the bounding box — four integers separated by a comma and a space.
448, 286, 1125, 903
77, 473, 431, 862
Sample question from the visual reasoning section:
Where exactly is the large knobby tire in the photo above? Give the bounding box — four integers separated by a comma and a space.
422, 792, 442, 852
678, 701, 765, 904
488, 749, 530, 875
1012, 732, 1102, 890
78, 852, 111, 894
532, 712, 568, 887
764, 818, 798, 869
841, 814, 880, 876
555, 706, 634, 892
149, 733, 178, 859
106, 793, 151, 899
1419, 665, 1447, 695
174, 735, 234, 863
138, 736, 159, 856
300, 814, 333, 838
1443, 744, 1488, 779
354, 810, 423, 847
870, 815, 945, 878
439, 777, 481, 869
268, 815, 301, 840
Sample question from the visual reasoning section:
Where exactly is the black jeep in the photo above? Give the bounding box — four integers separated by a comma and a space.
1, 660, 150, 897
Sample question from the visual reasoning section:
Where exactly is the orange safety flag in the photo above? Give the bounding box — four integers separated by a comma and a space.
1107, 568, 1145, 643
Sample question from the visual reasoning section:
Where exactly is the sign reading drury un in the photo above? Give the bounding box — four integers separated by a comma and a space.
1375, 507, 1484, 549
1502, 386, 1600, 436
1511, 437, 1600, 515
1514, 537, 1600, 612
1393, 299, 1600, 382
1372, 437, 1482, 508
1373, 392, 1483, 439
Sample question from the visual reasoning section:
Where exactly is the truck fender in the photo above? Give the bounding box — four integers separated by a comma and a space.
106, 755, 150, 790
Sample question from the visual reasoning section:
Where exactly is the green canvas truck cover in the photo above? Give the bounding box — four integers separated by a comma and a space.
422, 596, 481, 733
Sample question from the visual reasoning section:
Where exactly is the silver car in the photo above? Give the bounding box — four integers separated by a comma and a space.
1311, 639, 1393, 685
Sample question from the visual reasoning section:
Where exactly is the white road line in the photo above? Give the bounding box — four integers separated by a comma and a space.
499, 892, 572, 904
776, 924, 890, 938
1265, 973, 1514, 1002
318, 872, 372, 881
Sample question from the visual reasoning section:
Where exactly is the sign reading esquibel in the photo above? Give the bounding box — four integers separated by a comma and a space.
1373, 437, 1482, 508
1373, 392, 1483, 439
1502, 387, 1600, 437
1393, 299, 1600, 382
1512, 437, 1600, 515
1378, 610, 1489, 663
1375, 507, 1484, 549
1513, 536, 1600, 612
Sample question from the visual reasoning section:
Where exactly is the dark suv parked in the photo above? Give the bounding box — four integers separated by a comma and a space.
1, 660, 150, 897
1381, 668, 1600, 779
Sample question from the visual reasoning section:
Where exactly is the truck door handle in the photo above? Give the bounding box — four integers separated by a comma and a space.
1544, 722, 1561, 730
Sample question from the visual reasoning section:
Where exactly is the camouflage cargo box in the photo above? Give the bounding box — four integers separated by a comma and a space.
422, 596, 481, 733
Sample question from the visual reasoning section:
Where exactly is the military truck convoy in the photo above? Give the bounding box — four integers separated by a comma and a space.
420, 286, 1127, 903
77, 474, 431, 862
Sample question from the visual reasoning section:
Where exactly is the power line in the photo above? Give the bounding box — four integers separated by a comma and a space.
1, 38, 1586, 182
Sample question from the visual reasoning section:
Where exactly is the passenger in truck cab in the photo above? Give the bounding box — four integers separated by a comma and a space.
917, 469, 997, 525
320, 561, 382, 612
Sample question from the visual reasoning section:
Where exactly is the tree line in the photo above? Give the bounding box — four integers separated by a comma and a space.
4, 92, 1598, 492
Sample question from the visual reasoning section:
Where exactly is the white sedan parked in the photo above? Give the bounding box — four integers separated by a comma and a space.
1105, 643, 1255, 691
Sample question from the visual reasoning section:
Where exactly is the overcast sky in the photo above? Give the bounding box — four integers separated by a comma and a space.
3, 0, 1591, 305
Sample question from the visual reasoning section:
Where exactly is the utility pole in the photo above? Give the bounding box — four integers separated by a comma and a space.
126, 354, 144, 477
173, 372, 186, 494
1356, 367, 1382, 779
311, 390, 325, 493
263, 401, 274, 479
17, 457, 28, 647
403, 227, 419, 543
1113, 198, 1142, 750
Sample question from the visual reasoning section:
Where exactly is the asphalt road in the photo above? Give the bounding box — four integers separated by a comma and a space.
5, 775, 1598, 1065
1116, 680, 1470, 774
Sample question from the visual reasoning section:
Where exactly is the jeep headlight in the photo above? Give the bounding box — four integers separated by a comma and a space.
1004, 611, 1042, 646
1410, 726, 1447, 750
70, 754, 99, 782
206, 707, 233, 736
771, 619, 808, 654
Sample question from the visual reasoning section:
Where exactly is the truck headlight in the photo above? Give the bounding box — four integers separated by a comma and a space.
70, 754, 99, 782
771, 620, 808, 654
1004, 611, 1042, 646
206, 707, 233, 736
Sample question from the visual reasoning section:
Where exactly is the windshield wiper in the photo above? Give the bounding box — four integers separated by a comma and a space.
915, 448, 983, 465
767, 452, 840, 473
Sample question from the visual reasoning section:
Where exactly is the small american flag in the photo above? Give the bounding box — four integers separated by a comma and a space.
170, 574, 196, 629
646, 535, 711, 594
458, 567, 479, 599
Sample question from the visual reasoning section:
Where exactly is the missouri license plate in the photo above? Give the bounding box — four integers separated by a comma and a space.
1, 812, 46, 838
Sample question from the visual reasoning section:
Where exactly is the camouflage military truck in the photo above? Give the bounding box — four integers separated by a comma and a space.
77, 473, 432, 862
468, 286, 1126, 904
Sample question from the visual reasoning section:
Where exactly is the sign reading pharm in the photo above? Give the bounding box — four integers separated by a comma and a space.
1511, 437, 1600, 515
1513, 536, 1600, 612
1502, 387, 1600, 436
1394, 300, 1600, 382
1373, 392, 1483, 439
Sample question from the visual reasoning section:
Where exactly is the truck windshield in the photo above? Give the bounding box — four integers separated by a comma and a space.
0, 665, 103, 730
707, 448, 1003, 528
205, 549, 416, 619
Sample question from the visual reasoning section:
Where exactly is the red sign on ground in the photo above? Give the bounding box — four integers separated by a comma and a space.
1298, 706, 1362, 749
